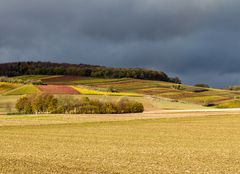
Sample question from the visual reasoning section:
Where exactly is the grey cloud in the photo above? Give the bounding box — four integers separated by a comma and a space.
0, 0, 240, 87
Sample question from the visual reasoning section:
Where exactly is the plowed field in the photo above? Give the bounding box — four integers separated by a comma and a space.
37, 85, 80, 94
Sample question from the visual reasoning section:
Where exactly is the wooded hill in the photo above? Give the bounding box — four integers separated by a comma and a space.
0, 62, 181, 83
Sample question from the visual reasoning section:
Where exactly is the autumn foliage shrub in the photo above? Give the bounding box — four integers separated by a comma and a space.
16, 93, 58, 114
54, 96, 144, 114
16, 94, 144, 114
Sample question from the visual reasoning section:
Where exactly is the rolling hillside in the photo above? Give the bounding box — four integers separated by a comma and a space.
40, 75, 240, 106
1, 75, 240, 110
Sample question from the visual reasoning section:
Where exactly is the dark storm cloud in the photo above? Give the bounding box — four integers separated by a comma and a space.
0, 0, 240, 87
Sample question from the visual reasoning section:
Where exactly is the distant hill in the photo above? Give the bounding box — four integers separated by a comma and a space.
0, 61, 181, 83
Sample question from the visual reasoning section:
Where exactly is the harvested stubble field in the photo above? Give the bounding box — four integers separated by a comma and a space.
0, 95, 20, 113
0, 112, 240, 173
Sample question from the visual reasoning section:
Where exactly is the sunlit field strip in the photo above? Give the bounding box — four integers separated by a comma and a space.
4, 85, 40, 95
72, 86, 142, 97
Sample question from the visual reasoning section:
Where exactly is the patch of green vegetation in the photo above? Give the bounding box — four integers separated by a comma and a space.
176, 85, 209, 93
216, 100, 240, 108
12, 75, 54, 81
4, 85, 40, 95
183, 95, 226, 104
158, 91, 199, 99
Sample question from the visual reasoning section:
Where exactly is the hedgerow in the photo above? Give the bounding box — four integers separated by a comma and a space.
15, 94, 144, 114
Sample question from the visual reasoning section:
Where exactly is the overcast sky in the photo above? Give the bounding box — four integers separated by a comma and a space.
0, 0, 240, 87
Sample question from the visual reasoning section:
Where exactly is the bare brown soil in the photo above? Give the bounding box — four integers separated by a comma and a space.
36, 85, 80, 94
